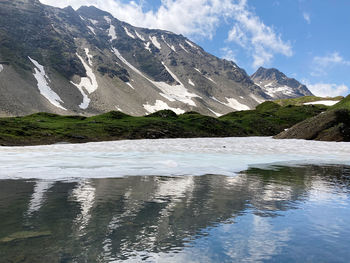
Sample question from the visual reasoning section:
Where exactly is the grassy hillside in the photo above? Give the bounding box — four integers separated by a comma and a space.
331, 95, 350, 110
0, 102, 327, 146
274, 96, 343, 106
219, 102, 327, 135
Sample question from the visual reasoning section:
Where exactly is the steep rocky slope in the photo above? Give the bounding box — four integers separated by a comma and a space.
0, 0, 271, 117
274, 109, 350, 141
251, 67, 313, 99
275, 95, 350, 141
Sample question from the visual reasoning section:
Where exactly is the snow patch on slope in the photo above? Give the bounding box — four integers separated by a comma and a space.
0, 65, 3, 73
71, 50, 98, 109
304, 100, 340, 106
90, 19, 98, 25
160, 62, 199, 106
28, 57, 66, 110
208, 108, 222, 117
205, 76, 216, 84
224, 98, 250, 111
104, 16, 111, 24
126, 82, 135, 90
188, 79, 195, 86
144, 42, 152, 53
265, 85, 294, 98
104, 16, 116, 41
85, 48, 93, 66
256, 81, 297, 99
108, 25, 117, 41
112, 48, 147, 78
87, 26, 96, 35
149, 36, 161, 49
185, 40, 196, 49
250, 94, 266, 104
144, 100, 185, 115
179, 44, 189, 53
112, 48, 198, 107
123, 26, 135, 39
135, 30, 145, 41
162, 35, 176, 52
212, 96, 250, 111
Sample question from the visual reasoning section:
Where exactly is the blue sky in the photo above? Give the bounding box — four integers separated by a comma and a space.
40, 0, 350, 97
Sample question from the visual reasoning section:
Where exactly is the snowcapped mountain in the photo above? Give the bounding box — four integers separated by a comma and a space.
251, 67, 313, 100
0, 0, 308, 117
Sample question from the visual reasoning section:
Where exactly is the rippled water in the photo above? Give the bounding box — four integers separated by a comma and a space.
1, 165, 350, 262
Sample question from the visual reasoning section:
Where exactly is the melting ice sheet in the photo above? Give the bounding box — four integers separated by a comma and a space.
0, 137, 350, 180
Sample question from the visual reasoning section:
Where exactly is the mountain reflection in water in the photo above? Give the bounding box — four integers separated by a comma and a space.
0, 165, 350, 262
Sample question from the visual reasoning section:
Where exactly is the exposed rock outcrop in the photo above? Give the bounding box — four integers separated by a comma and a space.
274, 109, 350, 142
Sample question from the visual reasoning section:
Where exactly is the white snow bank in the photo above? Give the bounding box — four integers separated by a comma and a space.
135, 30, 145, 41
185, 40, 196, 48
224, 98, 250, 111
126, 82, 135, 89
143, 100, 185, 115
1, 137, 350, 180
112, 48, 146, 78
162, 35, 176, 52
108, 25, 117, 41
87, 26, 96, 35
71, 50, 98, 109
250, 94, 265, 104
104, 16, 116, 41
208, 108, 222, 117
158, 62, 199, 106
0, 64, 3, 73
28, 57, 66, 110
90, 19, 98, 25
104, 16, 111, 24
144, 42, 152, 52
85, 48, 93, 66
123, 26, 135, 39
205, 76, 216, 84
212, 96, 250, 111
304, 100, 340, 106
179, 43, 189, 53
112, 48, 199, 106
149, 36, 161, 49
188, 79, 195, 86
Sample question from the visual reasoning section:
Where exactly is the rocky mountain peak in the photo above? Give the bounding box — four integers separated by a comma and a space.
0, 0, 305, 117
77, 5, 113, 18
251, 67, 313, 100
252, 67, 287, 82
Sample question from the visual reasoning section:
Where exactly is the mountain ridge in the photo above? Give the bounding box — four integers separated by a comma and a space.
0, 0, 309, 117
251, 67, 313, 99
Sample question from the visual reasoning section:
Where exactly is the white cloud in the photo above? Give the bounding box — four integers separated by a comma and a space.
226, 0, 292, 68
314, 52, 350, 67
220, 47, 237, 63
39, 0, 238, 39
303, 12, 310, 24
303, 80, 348, 97
39, 0, 292, 67
311, 52, 350, 76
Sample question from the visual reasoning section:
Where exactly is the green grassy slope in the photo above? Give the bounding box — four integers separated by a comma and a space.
331, 95, 350, 110
274, 96, 343, 106
0, 102, 327, 146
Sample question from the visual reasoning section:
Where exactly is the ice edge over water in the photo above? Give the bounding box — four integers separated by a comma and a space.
0, 137, 349, 180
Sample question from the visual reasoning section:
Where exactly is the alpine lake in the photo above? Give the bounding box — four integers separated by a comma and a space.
0, 137, 350, 262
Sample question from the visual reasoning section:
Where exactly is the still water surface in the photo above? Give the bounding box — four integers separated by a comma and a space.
1, 165, 350, 262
